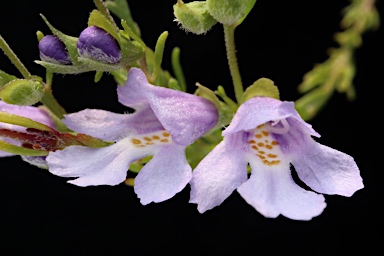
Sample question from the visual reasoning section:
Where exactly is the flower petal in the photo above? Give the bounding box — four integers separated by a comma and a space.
134, 144, 192, 205
237, 159, 326, 220
292, 142, 364, 197
47, 137, 154, 186
189, 137, 248, 213
223, 97, 319, 137
118, 68, 218, 145
63, 107, 163, 141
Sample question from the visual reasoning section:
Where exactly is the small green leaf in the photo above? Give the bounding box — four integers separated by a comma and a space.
242, 77, 280, 102
88, 9, 120, 40
34, 60, 92, 74
105, 0, 141, 36
154, 31, 168, 79
94, 71, 104, 83
237, 0, 257, 26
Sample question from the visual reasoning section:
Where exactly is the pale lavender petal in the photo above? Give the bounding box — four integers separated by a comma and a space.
118, 68, 218, 145
117, 68, 151, 108
134, 144, 192, 205
190, 135, 248, 213
272, 118, 320, 154
238, 158, 326, 220
21, 156, 48, 169
223, 97, 318, 137
292, 141, 364, 197
64, 108, 164, 141
0, 101, 55, 130
47, 137, 154, 186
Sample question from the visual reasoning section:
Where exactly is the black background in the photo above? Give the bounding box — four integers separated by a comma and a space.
0, 0, 382, 255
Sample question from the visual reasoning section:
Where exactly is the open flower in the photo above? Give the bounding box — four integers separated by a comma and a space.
46, 68, 218, 204
0, 100, 55, 157
190, 97, 363, 220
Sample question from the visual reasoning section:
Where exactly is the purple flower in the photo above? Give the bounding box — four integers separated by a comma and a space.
38, 35, 71, 65
189, 97, 363, 220
77, 26, 121, 64
46, 68, 218, 204
0, 100, 55, 157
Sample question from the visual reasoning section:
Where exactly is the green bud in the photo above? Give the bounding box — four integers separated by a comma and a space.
174, 0, 217, 35
0, 70, 17, 88
207, 0, 249, 26
242, 78, 280, 102
0, 79, 44, 106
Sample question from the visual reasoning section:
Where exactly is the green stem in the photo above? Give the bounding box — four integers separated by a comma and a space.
0, 140, 48, 156
40, 89, 66, 120
0, 35, 31, 79
40, 71, 66, 120
223, 25, 244, 104
0, 112, 53, 131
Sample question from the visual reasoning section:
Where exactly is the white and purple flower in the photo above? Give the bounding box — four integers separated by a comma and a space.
46, 68, 218, 204
189, 97, 363, 220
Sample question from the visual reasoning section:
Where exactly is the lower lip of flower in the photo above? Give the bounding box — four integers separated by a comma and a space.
130, 130, 172, 148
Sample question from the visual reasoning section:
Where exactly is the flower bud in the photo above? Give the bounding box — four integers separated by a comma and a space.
173, 1, 217, 35
38, 35, 71, 65
77, 26, 121, 64
207, 0, 249, 25
0, 79, 44, 106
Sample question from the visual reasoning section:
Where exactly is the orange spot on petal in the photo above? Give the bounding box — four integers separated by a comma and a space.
132, 139, 141, 144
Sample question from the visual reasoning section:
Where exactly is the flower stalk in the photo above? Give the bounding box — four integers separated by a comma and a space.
0, 35, 31, 79
223, 24, 244, 104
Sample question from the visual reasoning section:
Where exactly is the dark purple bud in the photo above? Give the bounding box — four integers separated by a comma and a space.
77, 26, 121, 64
38, 35, 71, 65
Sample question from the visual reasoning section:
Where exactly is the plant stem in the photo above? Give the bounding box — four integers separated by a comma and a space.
0, 35, 31, 79
223, 25, 244, 104
40, 71, 66, 120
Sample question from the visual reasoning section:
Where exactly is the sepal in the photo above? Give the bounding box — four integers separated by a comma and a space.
173, 0, 217, 35
242, 78, 280, 102
0, 79, 44, 106
206, 0, 251, 26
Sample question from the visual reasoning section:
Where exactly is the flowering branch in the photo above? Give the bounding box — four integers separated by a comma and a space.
295, 0, 379, 120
